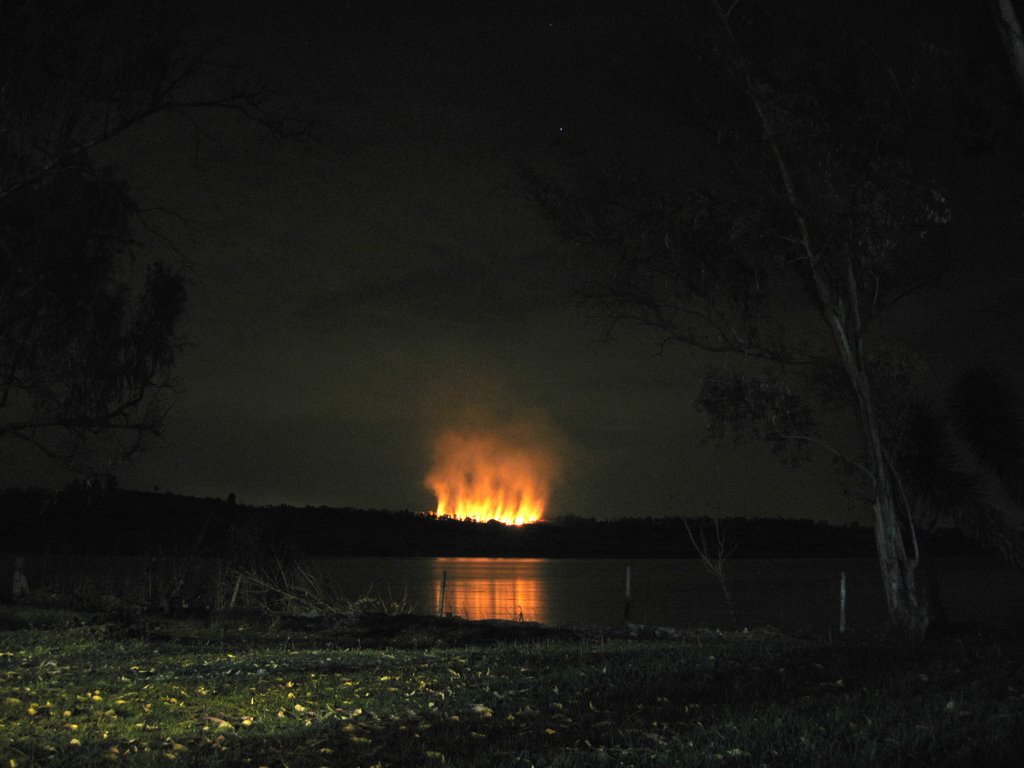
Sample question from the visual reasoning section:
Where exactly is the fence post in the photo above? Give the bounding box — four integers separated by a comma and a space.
229, 573, 243, 610
624, 565, 631, 622
11, 557, 29, 602
438, 569, 447, 618
839, 570, 847, 634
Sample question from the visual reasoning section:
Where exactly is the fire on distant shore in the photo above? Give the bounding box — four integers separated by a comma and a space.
425, 421, 562, 526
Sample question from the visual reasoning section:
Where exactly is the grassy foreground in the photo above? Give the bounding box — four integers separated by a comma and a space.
1, 607, 1022, 767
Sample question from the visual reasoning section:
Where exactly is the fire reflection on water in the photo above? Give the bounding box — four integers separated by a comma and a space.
433, 558, 548, 624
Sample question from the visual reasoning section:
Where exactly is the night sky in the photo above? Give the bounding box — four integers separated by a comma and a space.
6, 1, 1023, 522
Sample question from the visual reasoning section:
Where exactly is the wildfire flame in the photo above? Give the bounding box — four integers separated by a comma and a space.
426, 425, 560, 526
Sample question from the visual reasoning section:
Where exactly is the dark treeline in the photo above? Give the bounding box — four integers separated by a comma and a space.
0, 486, 983, 560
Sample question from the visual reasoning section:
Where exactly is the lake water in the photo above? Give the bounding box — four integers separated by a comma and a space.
313, 556, 1024, 633
6, 554, 1021, 633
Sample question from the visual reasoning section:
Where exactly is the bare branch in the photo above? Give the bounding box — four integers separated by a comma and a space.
684, 512, 737, 626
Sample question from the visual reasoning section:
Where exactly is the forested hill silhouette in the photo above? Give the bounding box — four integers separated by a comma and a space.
0, 486, 983, 559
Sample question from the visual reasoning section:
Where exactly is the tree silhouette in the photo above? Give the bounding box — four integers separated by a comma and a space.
0, 0, 293, 470
901, 368, 1024, 570
523, 2, 1018, 639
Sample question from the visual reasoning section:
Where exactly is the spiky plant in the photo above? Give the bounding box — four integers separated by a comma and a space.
898, 367, 1024, 571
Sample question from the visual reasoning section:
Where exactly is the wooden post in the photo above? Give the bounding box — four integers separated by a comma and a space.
839, 570, 847, 634
438, 569, 447, 618
229, 573, 243, 610
624, 565, 631, 622
11, 557, 29, 602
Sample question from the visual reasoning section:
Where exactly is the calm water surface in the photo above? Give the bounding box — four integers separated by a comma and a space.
313, 557, 1024, 633
7, 554, 1018, 633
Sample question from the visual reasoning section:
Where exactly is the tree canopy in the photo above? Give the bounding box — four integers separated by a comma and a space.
525, 0, 1024, 638
0, 0, 289, 472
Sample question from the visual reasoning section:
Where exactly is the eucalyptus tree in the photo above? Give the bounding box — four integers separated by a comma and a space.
0, 0, 292, 471
525, 2, 982, 639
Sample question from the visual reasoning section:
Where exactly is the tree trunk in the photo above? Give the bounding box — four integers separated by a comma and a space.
714, 1, 931, 641
833, 318, 929, 641
870, 471, 929, 640
718, 577, 737, 628
996, 0, 1024, 104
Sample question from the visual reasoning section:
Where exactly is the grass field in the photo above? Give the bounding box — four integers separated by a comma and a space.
1, 606, 1022, 767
